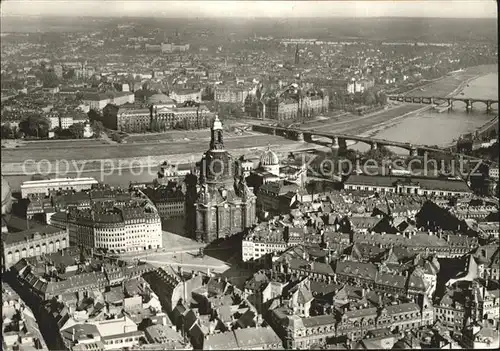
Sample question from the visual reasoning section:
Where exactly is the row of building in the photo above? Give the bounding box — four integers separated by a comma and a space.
4, 248, 190, 351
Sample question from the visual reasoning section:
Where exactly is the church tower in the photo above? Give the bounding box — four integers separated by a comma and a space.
210, 115, 224, 150
185, 115, 256, 243
294, 44, 300, 65
200, 115, 234, 185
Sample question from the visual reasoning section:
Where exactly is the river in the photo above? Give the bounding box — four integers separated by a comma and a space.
350, 70, 498, 153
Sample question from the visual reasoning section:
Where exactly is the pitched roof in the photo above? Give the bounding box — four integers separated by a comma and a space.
297, 285, 314, 304
233, 326, 282, 348
203, 330, 239, 350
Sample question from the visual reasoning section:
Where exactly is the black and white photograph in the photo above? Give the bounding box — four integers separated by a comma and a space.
0, 0, 498, 349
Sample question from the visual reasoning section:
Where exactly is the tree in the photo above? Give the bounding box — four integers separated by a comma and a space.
376, 91, 387, 105
15, 129, 24, 139
150, 120, 157, 132
102, 104, 119, 129
42, 70, 59, 88
19, 114, 50, 138
88, 109, 103, 122
12, 125, 18, 139
53, 126, 63, 137
91, 120, 104, 138
363, 89, 377, 106
1, 123, 13, 139
362, 146, 394, 162
68, 123, 85, 139
63, 69, 75, 80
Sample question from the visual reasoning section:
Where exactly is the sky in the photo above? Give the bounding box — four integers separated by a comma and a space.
1, 0, 497, 18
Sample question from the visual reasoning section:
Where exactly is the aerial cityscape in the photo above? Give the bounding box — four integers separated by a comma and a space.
1, 1, 499, 350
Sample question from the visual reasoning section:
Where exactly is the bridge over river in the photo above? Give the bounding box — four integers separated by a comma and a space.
387, 95, 498, 113
251, 124, 492, 162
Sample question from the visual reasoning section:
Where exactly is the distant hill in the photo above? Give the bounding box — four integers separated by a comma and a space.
1, 16, 497, 43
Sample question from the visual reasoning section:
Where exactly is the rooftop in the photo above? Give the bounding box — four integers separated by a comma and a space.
2, 225, 64, 246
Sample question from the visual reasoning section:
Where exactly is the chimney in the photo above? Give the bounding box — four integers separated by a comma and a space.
361, 288, 365, 298
72, 328, 76, 342
207, 268, 211, 277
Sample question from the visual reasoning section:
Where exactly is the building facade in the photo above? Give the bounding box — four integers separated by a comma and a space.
21, 177, 99, 199
151, 105, 214, 130
116, 107, 151, 133
266, 98, 298, 121
2, 226, 69, 269
143, 184, 185, 219
214, 85, 252, 105
344, 174, 473, 197
50, 201, 162, 253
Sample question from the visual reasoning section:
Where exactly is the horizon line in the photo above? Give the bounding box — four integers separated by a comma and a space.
1, 14, 497, 20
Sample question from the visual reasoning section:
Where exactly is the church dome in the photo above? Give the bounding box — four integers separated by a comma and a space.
2, 176, 13, 215
148, 94, 175, 104
260, 147, 279, 166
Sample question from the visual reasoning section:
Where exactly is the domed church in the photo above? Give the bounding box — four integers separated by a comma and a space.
185, 116, 257, 243
245, 146, 308, 194
259, 147, 280, 177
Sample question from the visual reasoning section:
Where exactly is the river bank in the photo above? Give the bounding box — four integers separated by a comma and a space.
2, 65, 497, 177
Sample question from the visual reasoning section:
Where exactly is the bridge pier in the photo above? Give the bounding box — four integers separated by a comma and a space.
466, 100, 472, 113
486, 101, 491, 114
270, 128, 276, 136
330, 137, 339, 150
409, 147, 418, 157
295, 131, 304, 142
304, 133, 312, 143
370, 142, 378, 151
448, 99, 453, 110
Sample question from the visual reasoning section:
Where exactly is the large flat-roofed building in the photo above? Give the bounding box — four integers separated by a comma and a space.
151, 104, 214, 130
160, 42, 190, 53
83, 92, 135, 110
2, 225, 69, 269
21, 177, 99, 199
266, 98, 298, 121
214, 84, 252, 104
116, 107, 151, 133
50, 200, 162, 253
169, 89, 202, 104
343, 174, 473, 197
